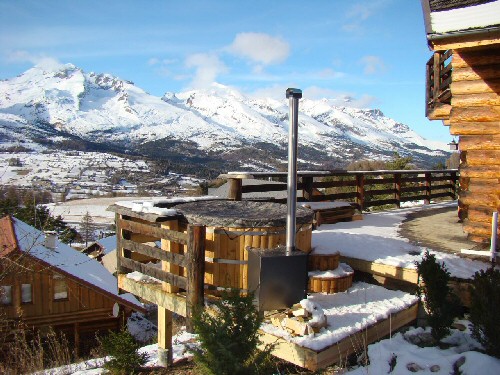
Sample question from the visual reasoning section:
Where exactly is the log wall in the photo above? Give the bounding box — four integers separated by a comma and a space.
0, 256, 127, 354
450, 44, 500, 244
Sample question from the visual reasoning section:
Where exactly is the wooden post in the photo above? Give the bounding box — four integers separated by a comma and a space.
74, 322, 80, 359
394, 173, 402, 209
450, 171, 458, 200
432, 52, 441, 105
302, 176, 314, 202
115, 213, 124, 275
424, 173, 432, 205
186, 224, 206, 333
356, 174, 365, 211
228, 178, 242, 201
158, 306, 173, 366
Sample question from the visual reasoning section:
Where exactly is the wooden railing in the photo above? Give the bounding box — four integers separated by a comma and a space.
426, 50, 452, 119
116, 217, 205, 332
220, 169, 458, 211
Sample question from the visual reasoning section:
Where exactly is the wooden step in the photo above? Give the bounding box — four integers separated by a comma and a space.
308, 263, 354, 294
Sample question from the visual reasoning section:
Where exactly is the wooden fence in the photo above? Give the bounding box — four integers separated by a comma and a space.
221, 169, 458, 210
116, 215, 205, 335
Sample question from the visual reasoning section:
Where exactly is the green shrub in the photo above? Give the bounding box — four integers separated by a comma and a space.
469, 268, 500, 358
192, 289, 272, 375
416, 250, 460, 341
101, 329, 148, 374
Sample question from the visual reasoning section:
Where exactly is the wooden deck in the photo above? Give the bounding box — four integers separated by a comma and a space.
259, 303, 418, 371
339, 255, 473, 307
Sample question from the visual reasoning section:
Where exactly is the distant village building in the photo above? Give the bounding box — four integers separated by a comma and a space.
0, 216, 144, 355
422, 0, 500, 244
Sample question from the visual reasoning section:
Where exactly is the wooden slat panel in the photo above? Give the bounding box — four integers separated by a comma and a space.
118, 218, 188, 245
316, 192, 357, 201
241, 184, 286, 193
313, 179, 357, 189
122, 239, 188, 267
120, 258, 187, 289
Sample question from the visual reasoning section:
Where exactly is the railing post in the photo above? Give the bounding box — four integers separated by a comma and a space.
186, 224, 206, 333
228, 178, 242, 201
432, 52, 441, 107
302, 176, 314, 202
450, 171, 458, 200
424, 173, 432, 205
356, 174, 365, 211
394, 173, 402, 209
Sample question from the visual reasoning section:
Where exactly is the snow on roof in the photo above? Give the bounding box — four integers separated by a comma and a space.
6, 216, 142, 309
311, 202, 495, 280
424, 0, 500, 34
96, 235, 117, 255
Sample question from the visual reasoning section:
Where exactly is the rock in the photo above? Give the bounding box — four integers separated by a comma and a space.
430, 364, 440, 372
407, 362, 423, 372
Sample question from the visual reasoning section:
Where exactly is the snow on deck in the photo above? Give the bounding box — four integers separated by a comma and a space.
261, 282, 418, 352
312, 202, 494, 280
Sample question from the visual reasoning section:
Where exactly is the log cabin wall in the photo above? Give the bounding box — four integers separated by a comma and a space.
0, 255, 126, 354
450, 44, 500, 244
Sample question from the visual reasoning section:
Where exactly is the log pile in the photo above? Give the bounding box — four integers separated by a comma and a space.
268, 303, 327, 336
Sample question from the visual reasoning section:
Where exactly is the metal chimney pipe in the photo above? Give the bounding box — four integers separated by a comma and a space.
285, 88, 302, 255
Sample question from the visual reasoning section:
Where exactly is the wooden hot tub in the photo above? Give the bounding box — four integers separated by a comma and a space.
163, 200, 314, 292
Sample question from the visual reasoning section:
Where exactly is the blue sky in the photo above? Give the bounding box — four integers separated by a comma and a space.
0, 0, 451, 144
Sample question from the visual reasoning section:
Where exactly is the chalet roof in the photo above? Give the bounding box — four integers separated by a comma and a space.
0, 215, 143, 311
422, 0, 500, 39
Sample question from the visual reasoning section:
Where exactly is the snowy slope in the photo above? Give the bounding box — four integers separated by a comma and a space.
0, 63, 448, 169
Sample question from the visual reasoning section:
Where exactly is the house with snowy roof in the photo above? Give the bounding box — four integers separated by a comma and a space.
0, 215, 144, 355
421, 0, 500, 245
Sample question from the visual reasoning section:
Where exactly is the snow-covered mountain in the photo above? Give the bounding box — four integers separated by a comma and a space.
0, 63, 448, 172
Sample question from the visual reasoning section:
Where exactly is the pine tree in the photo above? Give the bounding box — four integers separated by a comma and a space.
81, 211, 98, 246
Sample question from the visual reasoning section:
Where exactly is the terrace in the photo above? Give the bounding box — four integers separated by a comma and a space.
108, 169, 495, 370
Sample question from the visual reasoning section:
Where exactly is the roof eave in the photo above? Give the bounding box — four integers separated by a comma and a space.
426, 25, 500, 50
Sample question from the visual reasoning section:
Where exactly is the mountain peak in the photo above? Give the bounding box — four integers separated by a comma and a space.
0, 63, 448, 170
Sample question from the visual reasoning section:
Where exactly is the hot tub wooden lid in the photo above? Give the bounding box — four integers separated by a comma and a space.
175, 200, 314, 227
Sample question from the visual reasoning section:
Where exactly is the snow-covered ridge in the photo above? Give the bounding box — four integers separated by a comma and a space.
0, 63, 448, 167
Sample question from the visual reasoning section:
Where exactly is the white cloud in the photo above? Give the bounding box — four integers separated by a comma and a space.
148, 57, 160, 66
250, 84, 288, 100
304, 86, 378, 108
5, 50, 63, 70
185, 52, 227, 89
359, 55, 386, 75
342, 0, 390, 33
227, 32, 290, 65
